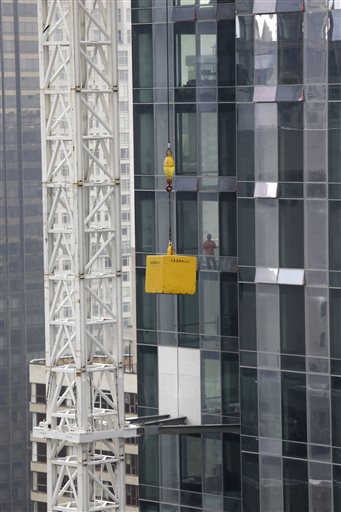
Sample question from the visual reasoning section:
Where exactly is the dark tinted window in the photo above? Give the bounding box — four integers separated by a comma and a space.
332, 377, 341, 447
280, 286, 305, 356
132, 24, 153, 88
222, 353, 239, 422
279, 200, 304, 268
137, 345, 158, 409
278, 103, 303, 182
329, 10, 341, 84
177, 192, 198, 254
241, 368, 258, 436
329, 103, 341, 182
223, 434, 241, 498
136, 268, 156, 331
236, 15, 254, 85
176, 105, 197, 175
135, 191, 155, 253
237, 104, 254, 181
283, 458, 309, 512
218, 20, 235, 86
239, 284, 256, 351
242, 453, 259, 512
330, 289, 341, 359
278, 13, 303, 85
329, 201, 341, 271
221, 273, 238, 337
238, 199, 255, 266
219, 105, 236, 177
134, 105, 154, 175
220, 193, 237, 255
282, 372, 307, 443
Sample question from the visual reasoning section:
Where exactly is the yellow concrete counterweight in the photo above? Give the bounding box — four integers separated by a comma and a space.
145, 243, 197, 295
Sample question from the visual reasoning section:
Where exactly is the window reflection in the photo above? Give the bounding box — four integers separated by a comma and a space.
198, 29, 217, 86
278, 13, 303, 85
236, 15, 254, 85
202, 352, 221, 417
282, 372, 307, 443
201, 273, 220, 335
278, 103, 303, 182
254, 14, 277, 86
180, 434, 202, 494
329, 10, 341, 83
176, 105, 197, 175
199, 108, 218, 176
175, 23, 196, 88
203, 434, 223, 495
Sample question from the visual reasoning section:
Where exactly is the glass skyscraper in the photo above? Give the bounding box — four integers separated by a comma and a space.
0, 1, 44, 510
132, 0, 341, 511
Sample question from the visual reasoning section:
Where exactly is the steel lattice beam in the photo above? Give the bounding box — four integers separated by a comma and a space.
35, 1, 128, 509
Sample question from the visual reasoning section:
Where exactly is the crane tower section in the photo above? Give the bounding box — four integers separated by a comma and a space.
36, 0, 126, 509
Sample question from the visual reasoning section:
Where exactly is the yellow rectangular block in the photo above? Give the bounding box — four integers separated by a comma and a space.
145, 255, 197, 295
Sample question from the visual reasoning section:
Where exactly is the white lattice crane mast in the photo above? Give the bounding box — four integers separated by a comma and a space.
34, 1, 134, 510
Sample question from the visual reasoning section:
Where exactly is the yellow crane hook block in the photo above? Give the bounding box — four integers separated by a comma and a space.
145, 253, 197, 295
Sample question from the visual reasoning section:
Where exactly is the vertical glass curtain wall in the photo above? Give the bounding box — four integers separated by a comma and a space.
133, 0, 341, 510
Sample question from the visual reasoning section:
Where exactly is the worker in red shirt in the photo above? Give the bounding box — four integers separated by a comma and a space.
203, 233, 217, 270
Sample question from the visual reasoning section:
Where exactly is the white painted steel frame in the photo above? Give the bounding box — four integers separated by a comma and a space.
36, 1, 125, 509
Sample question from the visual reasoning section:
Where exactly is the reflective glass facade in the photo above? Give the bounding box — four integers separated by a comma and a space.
133, 0, 341, 511
0, 1, 44, 511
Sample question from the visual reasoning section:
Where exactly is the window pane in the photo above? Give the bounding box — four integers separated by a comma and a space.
132, 25, 153, 88
280, 286, 305, 356
329, 103, 341, 182
135, 191, 155, 253
219, 105, 236, 176
278, 103, 303, 182
282, 372, 307, 443
330, 289, 341, 359
199, 107, 218, 176
237, 104, 254, 181
198, 26, 217, 86
242, 453, 259, 512
278, 13, 303, 85
255, 199, 279, 268
175, 23, 196, 88
178, 291, 199, 334
177, 192, 198, 254
219, 193, 237, 256
239, 284, 256, 351
236, 15, 254, 85
180, 435, 202, 493
201, 273, 220, 336
134, 105, 154, 175
328, 10, 341, 84
218, 20, 235, 86
283, 458, 308, 512
200, 193, 219, 264
255, 103, 278, 181
241, 368, 258, 436
334, 465, 341, 511
223, 434, 241, 498
329, 201, 341, 271
136, 268, 156, 331
238, 199, 255, 266
221, 273, 238, 337
139, 436, 160, 505
176, 105, 197, 175
137, 345, 158, 409
332, 377, 341, 447
203, 434, 223, 495
254, 14, 277, 86
222, 353, 239, 422
202, 352, 221, 419
279, 200, 304, 268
